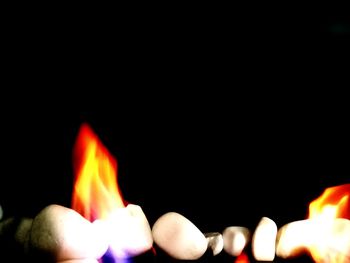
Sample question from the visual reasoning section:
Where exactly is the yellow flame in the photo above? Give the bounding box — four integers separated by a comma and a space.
71, 123, 125, 221
309, 185, 349, 219
307, 184, 350, 263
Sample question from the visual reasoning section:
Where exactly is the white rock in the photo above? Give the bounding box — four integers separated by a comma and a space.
222, 226, 250, 256
276, 218, 350, 262
29, 204, 108, 261
276, 219, 311, 259
252, 217, 277, 261
152, 212, 207, 260
205, 232, 224, 256
98, 204, 153, 258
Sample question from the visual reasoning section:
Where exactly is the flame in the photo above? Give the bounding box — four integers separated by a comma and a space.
71, 123, 126, 222
308, 184, 350, 220
307, 184, 350, 263
235, 252, 250, 263
70, 124, 153, 261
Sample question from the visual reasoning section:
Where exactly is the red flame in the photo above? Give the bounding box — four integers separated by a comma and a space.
71, 123, 126, 221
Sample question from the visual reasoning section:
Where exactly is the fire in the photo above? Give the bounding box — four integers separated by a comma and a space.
70, 123, 153, 260
308, 184, 350, 220
71, 123, 126, 222
235, 252, 250, 263
307, 184, 350, 263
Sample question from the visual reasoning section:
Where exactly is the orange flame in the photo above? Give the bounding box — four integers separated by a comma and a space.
307, 184, 350, 263
308, 184, 350, 220
71, 123, 126, 221
235, 252, 250, 263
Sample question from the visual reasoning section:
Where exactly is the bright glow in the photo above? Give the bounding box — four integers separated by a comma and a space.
235, 252, 250, 263
308, 184, 350, 219
70, 123, 153, 261
252, 217, 277, 261
233, 232, 247, 256
223, 226, 250, 257
307, 184, 350, 263
72, 123, 125, 222
102, 204, 153, 258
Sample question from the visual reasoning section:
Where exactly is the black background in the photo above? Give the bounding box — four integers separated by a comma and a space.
1, 5, 349, 262
1, 91, 349, 229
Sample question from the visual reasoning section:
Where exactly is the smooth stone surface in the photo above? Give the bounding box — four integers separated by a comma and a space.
252, 217, 277, 261
152, 212, 207, 260
99, 204, 153, 258
29, 204, 108, 261
205, 232, 224, 256
223, 226, 250, 256
276, 218, 350, 262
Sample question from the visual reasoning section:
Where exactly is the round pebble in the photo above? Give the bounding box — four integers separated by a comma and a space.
152, 212, 207, 260
29, 204, 108, 261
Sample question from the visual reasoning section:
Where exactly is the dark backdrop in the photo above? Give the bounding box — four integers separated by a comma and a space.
1, 95, 349, 232
0, 7, 349, 262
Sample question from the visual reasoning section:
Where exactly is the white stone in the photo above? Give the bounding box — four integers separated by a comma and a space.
152, 212, 207, 260
276, 218, 350, 262
99, 204, 153, 258
29, 204, 108, 261
252, 217, 277, 261
222, 226, 250, 256
276, 219, 312, 259
205, 232, 224, 256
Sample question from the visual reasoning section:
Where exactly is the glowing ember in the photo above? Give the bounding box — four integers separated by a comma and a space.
235, 252, 250, 263
72, 123, 126, 222
307, 184, 350, 263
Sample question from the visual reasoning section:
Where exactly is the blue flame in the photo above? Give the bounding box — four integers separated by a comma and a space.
100, 248, 131, 263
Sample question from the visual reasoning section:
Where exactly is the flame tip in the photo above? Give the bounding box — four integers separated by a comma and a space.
72, 123, 125, 221
306, 183, 350, 263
